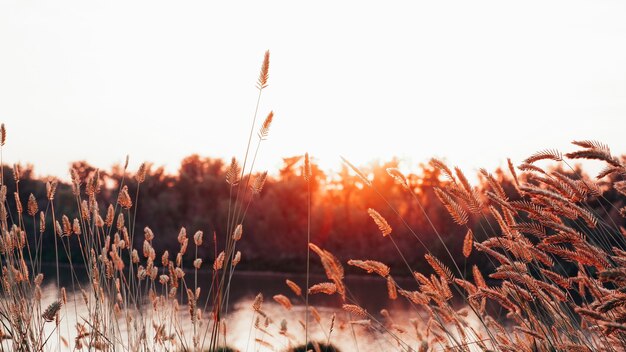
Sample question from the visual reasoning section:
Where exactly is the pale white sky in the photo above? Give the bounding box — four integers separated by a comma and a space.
0, 0, 625, 180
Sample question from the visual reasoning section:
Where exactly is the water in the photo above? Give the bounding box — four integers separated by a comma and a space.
20, 268, 476, 352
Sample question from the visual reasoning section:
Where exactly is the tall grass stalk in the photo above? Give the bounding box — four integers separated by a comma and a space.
304, 153, 312, 348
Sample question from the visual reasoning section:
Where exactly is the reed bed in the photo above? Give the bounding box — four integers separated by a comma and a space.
280, 141, 626, 351
0, 51, 275, 352
0, 52, 625, 351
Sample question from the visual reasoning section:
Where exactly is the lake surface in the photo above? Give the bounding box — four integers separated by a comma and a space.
24, 266, 469, 351
41, 265, 421, 312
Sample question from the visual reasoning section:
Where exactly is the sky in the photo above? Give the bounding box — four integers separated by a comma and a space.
0, 0, 625, 180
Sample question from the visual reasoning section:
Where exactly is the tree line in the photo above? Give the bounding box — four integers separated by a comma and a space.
3, 154, 624, 277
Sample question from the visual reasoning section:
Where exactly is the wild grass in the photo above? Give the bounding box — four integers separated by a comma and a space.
292, 141, 626, 351
0, 52, 626, 352
0, 51, 276, 352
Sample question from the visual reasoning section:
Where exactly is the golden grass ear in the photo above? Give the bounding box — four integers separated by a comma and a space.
347, 259, 390, 277
308, 282, 337, 295
518, 162, 547, 174
342, 304, 367, 318
273, 294, 292, 311
480, 168, 506, 199
424, 253, 454, 282
285, 279, 302, 296
429, 157, 456, 183
0, 123, 5, 146
463, 229, 473, 258
524, 149, 563, 164
454, 166, 473, 193
507, 158, 520, 188
27, 193, 38, 217
386, 276, 398, 300
367, 208, 392, 236
256, 50, 270, 90
386, 167, 408, 189
46, 179, 58, 200
225, 157, 241, 185
304, 152, 311, 181
251, 171, 268, 194
566, 149, 621, 166
572, 140, 611, 154
433, 187, 468, 226
42, 300, 62, 322
258, 111, 273, 140
135, 162, 147, 183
